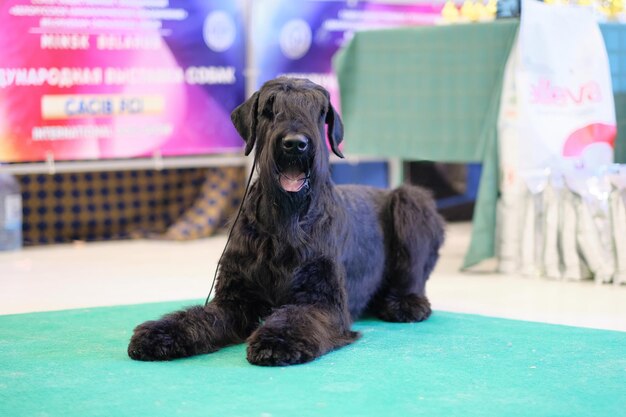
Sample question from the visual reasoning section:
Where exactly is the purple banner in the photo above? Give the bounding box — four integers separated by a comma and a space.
252, 0, 442, 109
0, 0, 246, 163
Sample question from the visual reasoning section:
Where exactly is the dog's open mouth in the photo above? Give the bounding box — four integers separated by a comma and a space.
279, 167, 309, 193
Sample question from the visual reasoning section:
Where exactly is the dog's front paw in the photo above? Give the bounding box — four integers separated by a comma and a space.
246, 327, 318, 366
377, 293, 432, 323
128, 319, 185, 361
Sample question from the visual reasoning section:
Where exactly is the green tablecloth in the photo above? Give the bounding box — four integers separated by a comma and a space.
334, 20, 626, 269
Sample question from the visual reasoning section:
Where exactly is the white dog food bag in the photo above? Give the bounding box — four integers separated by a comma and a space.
608, 165, 626, 284
516, 0, 616, 172
541, 178, 561, 279
497, 0, 617, 277
559, 185, 588, 281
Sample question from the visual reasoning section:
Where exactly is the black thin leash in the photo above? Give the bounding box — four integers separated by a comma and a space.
204, 153, 258, 306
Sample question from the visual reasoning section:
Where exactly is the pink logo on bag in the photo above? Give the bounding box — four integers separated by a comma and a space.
530, 78, 602, 106
562, 123, 616, 157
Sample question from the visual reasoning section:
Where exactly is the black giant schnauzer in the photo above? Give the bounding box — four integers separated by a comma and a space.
128, 77, 445, 366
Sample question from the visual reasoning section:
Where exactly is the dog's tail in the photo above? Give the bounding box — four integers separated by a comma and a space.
384, 185, 445, 294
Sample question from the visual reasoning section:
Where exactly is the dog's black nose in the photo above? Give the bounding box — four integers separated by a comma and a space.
282, 134, 309, 154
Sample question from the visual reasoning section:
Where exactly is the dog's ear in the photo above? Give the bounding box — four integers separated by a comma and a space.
325, 102, 344, 158
231, 91, 260, 156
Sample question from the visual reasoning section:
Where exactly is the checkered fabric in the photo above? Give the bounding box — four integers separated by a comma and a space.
159, 167, 246, 241
335, 21, 518, 269
18, 167, 245, 246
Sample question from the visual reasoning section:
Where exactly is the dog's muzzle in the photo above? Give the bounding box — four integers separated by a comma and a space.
278, 134, 311, 193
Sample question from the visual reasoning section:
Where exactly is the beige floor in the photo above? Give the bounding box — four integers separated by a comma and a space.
1, 223, 625, 332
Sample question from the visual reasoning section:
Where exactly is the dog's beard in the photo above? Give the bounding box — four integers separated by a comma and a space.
265, 155, 311, 220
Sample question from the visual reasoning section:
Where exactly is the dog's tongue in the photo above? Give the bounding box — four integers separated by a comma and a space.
280, 169, 306, 192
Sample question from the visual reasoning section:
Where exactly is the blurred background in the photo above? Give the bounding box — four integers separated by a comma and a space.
0, 0, 625, 330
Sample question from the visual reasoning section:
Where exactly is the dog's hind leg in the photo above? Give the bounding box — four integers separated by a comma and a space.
246, 257, 359, 366
374, 185, 445, 323
128, 291, 261, 361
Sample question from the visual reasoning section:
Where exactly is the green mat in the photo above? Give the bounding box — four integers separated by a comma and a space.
1, 301, 625, 417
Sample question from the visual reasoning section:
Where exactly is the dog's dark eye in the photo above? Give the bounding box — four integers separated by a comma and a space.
262, 97, 275, 119
262, 106, 274, 119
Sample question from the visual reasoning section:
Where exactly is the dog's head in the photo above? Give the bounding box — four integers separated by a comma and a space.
231, 77, 344, 195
